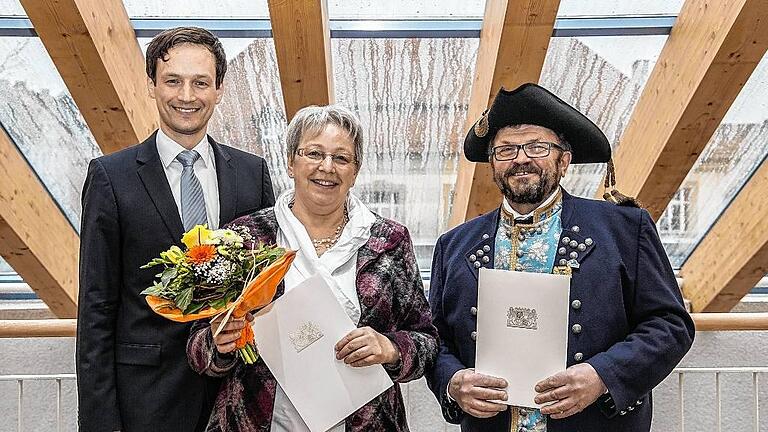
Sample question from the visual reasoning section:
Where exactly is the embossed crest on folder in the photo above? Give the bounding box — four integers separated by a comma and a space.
506, 307, 538, 330
288, 321, 324, 353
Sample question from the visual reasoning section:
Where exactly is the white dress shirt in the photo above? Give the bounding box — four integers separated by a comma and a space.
155, 128, 221, 229
269, 189, 377, 432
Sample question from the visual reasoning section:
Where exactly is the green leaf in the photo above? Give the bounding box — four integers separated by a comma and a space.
140, 281, 165, 296
176, 287, 194, 312
207, 298, 225, 309
141, 256, 173, 269
160, 267, 178, 287
185, 301, 206, 314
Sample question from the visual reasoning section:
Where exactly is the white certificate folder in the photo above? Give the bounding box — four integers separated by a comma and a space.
475, 268, 570, 408
251, 274, 393, 432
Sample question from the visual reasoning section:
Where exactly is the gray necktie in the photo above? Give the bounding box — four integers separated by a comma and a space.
176, 150, 208, 231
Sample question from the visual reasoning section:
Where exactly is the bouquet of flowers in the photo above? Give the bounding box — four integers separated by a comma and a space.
140, 224, 295, 364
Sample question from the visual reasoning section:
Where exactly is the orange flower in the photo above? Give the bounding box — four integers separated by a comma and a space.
186, 244, 216, 264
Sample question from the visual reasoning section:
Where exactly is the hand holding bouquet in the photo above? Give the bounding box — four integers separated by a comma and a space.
140, 224, 295, 364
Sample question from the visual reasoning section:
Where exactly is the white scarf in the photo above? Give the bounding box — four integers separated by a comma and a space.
273, 189, 377, 324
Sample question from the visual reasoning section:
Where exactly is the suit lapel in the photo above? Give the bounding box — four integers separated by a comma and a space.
136, 132, 184, 244
211, 136, 237, 227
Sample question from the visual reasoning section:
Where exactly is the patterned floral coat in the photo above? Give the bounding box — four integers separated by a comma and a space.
187, 208, 439, 432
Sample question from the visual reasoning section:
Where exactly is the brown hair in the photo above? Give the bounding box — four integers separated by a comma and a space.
145, 27, 227, 88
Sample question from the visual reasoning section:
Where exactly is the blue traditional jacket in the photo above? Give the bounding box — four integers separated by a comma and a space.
427, 190, 695, 432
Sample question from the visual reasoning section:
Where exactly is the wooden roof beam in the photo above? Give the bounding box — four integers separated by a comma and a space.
268, 0, 334, 122
681, 158, 768, 312
20, 0, 157, 154
596, 0, 768, 219
449, 0, 561, 227
0, 127, 79, 318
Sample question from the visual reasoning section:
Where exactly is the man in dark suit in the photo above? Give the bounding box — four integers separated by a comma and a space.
427, 83, 694, 432
76, 27, 275, 432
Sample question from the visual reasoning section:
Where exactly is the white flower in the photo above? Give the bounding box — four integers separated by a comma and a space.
209, 229, 244, 246
194, 255, 236, 285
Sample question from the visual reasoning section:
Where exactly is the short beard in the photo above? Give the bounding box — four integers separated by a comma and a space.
493, 155, 562, 205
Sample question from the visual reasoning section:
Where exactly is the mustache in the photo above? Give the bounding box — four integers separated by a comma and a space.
503, 164, 542, 177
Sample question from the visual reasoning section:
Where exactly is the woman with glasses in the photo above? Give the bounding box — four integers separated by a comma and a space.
187, 104, 438, 432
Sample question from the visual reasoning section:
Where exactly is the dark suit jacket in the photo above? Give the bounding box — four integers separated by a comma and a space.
76, 132, 275, 432
427, 191, 695, 432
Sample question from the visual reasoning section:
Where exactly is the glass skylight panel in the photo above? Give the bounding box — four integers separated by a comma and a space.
557, 0, 683, 17
542, 35, 668, 198
327, 0, 486, 19
0, 257, 13, 273
122, 0, 270, 18
0, 0, 25, 16
659, 53, 768, 268
189, 38, 291, 194
332, 37, 479, 269
0, 37, 101, 229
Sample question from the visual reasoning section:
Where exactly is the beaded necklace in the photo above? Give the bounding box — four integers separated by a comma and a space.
289, 200, 349, 252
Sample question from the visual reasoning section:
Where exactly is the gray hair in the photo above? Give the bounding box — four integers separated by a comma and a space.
286, 104, 364, 167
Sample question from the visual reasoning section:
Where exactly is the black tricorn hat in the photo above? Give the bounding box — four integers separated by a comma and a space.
464, 83, 611, 164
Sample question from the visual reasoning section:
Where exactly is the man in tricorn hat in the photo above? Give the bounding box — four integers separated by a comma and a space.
427, 83, 694, 432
